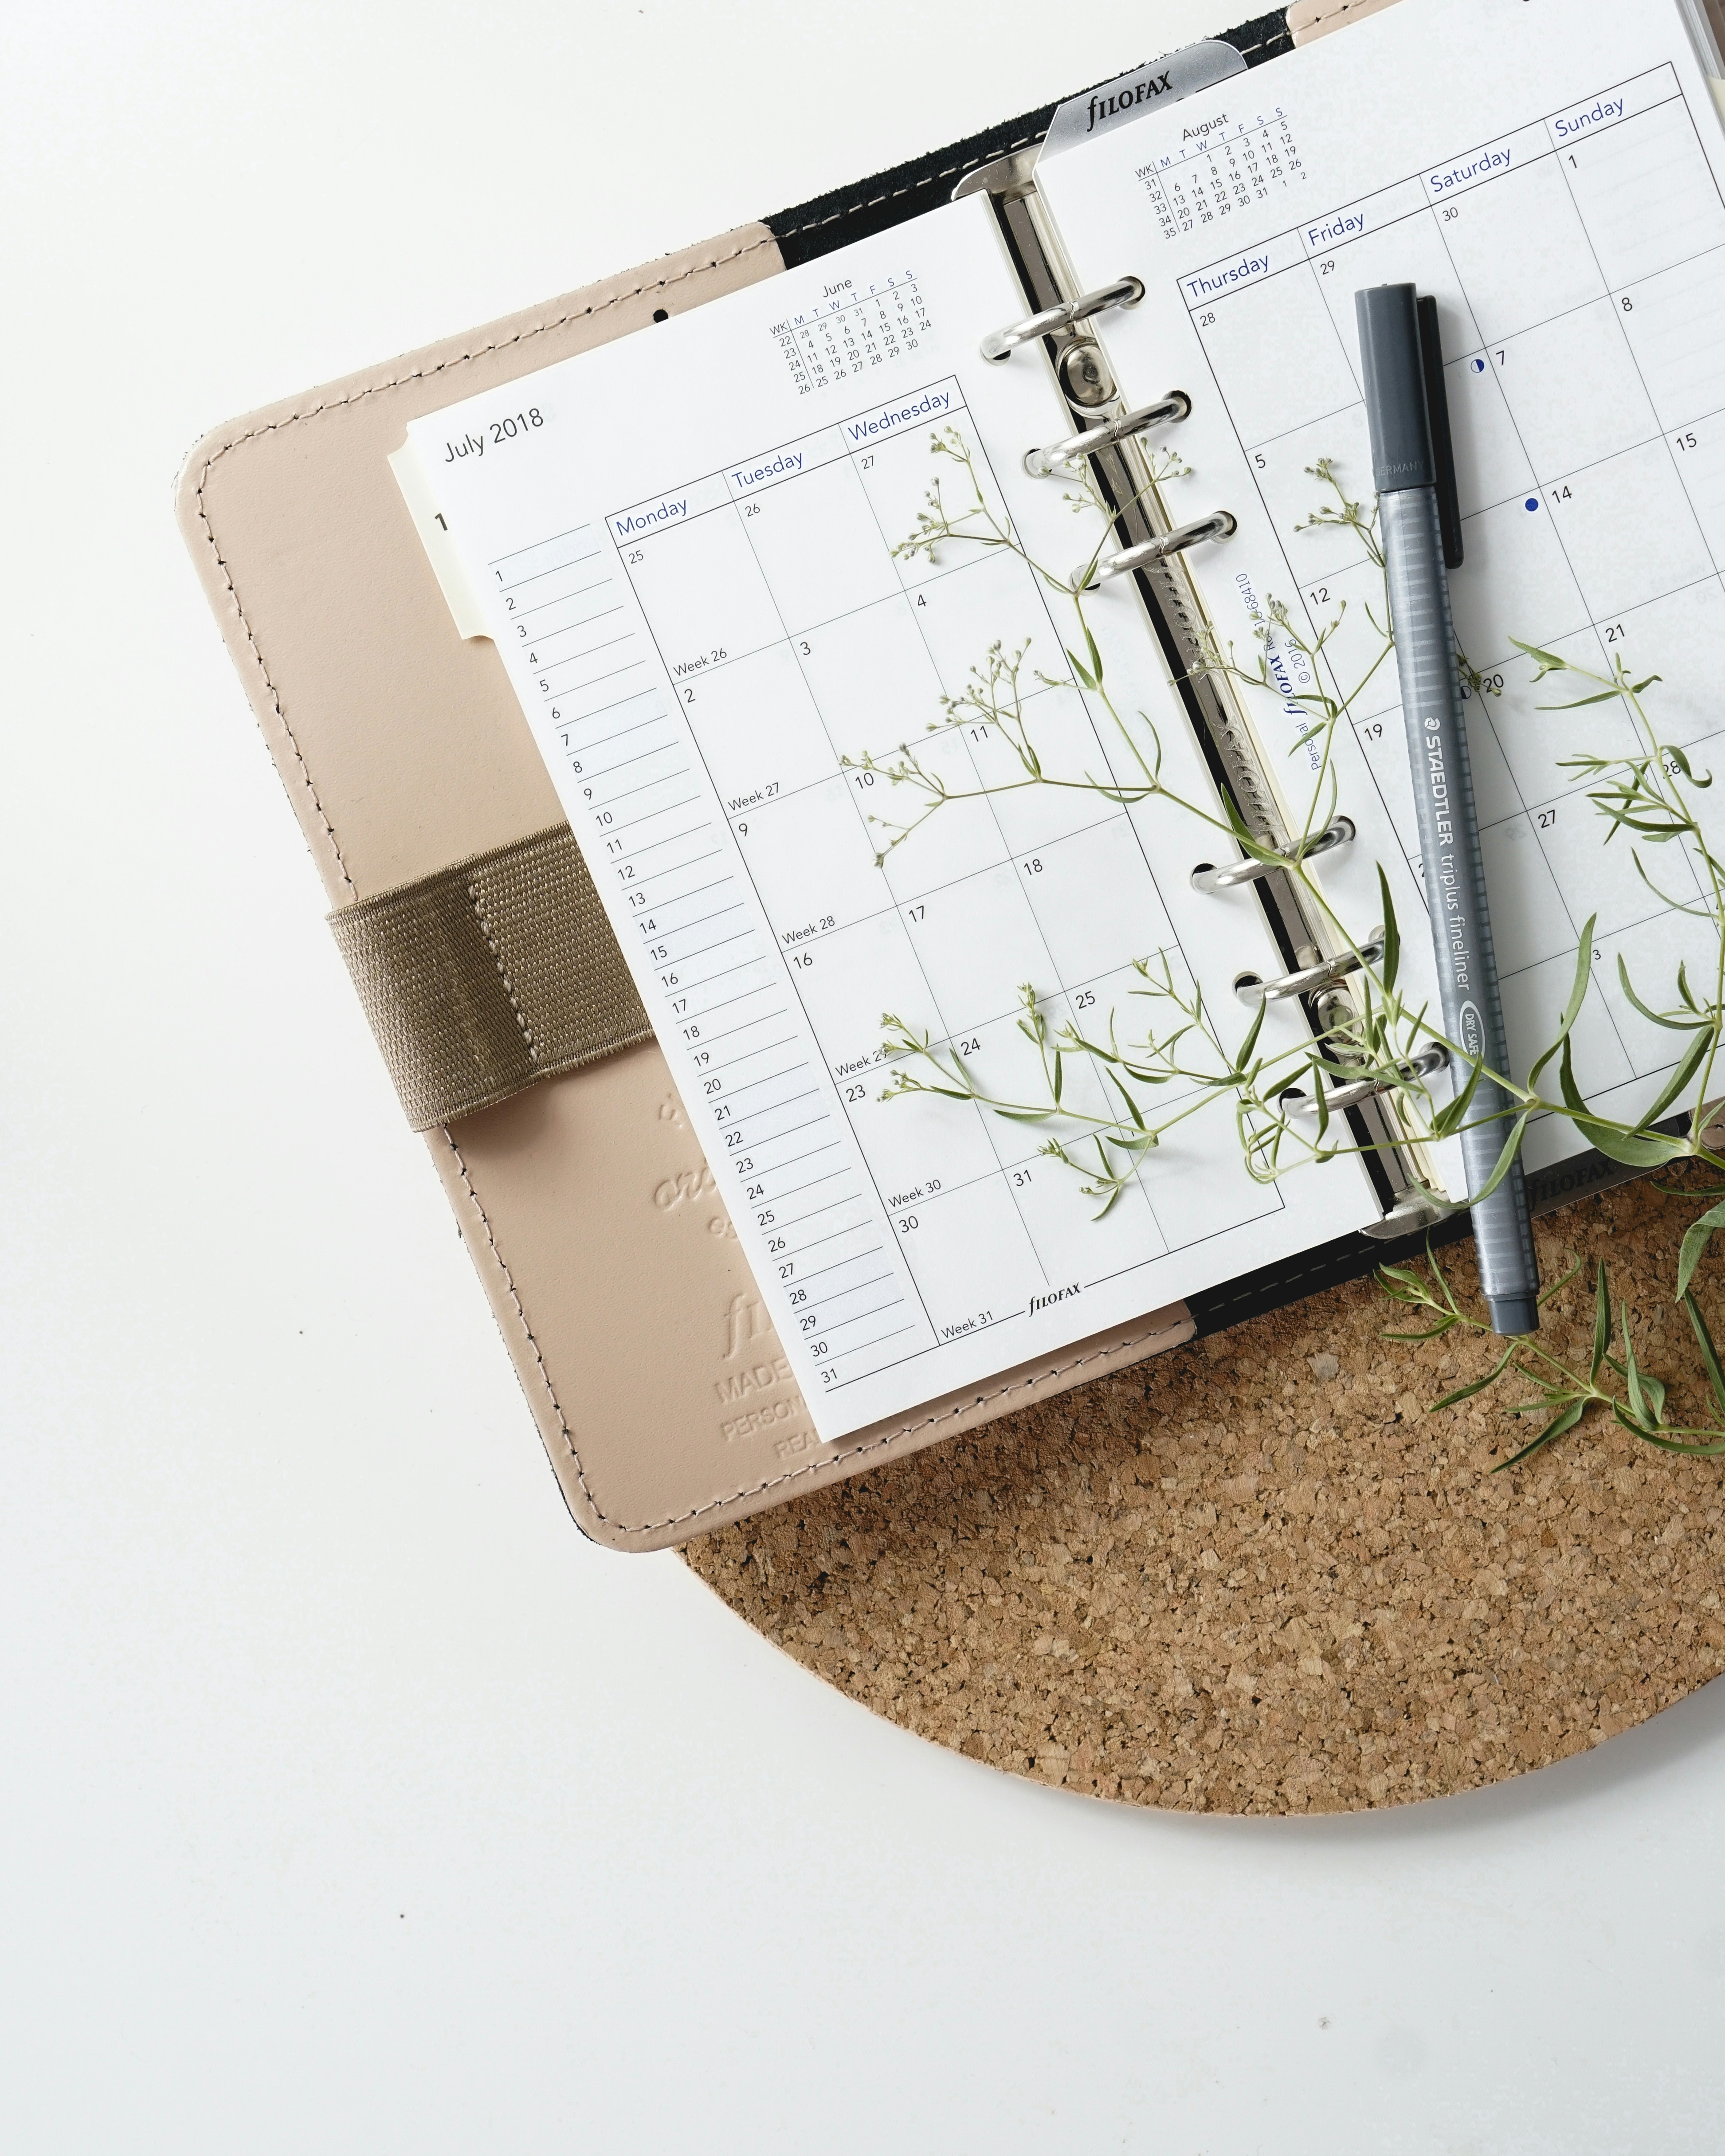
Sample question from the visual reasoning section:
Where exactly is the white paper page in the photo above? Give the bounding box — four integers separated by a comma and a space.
1039, 0, 1725, 1179
404, 197, 1378, 1442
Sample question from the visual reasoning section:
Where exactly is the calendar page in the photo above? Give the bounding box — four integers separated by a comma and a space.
404, 198, 1379, 1442
1038, 0, 1725, 1178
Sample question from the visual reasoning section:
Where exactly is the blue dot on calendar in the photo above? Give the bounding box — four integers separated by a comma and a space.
1471, 356, 1486, 372
1525, 496, 1540, 512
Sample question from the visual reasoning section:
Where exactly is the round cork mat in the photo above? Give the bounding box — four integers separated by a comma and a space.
682, 1173, 1725, 1812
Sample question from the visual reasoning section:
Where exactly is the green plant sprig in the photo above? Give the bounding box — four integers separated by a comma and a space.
860, 436, 1725, 1250
1379, 1240, 1725, 1466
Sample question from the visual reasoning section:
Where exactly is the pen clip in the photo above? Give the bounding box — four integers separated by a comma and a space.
1416, 294, 1464, 572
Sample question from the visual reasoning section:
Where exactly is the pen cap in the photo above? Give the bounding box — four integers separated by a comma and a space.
1355, 283, 1435, 494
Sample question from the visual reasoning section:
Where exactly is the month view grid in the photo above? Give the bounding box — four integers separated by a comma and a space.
1180, 63, 1725, 1117
485, 376, 1299, 1429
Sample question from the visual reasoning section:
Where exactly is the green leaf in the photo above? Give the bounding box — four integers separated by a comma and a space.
1469, 1109, 1533, 1205
1662, 741, 1711, 788
1065, 646, 1096, 691
1677, 1198, 1725, 1301
1539, 687, 1632, 709
1591, 1260, 1609, 1383
1106, 1068, 1146, 1132
1509, 638, 1569, 678
1234, 995, 1267, 1074
1429, 1342, 1519, 1411
1557, 1038, 1682, 1167
1538, 1256, 1585, 1306
1683, 1289, 1725, 1420
1640, 1027, 1713, 1129
1623, 1309, 1648, 1425
1375, 1262, 1435, 1304
1431, 1051, 1485, 1139
1428, 1242, 1461, 1315
1376, 866, 1400, 994
1084, 618, 1104, 688
1382, 1320, 1460, 1342
1492, 1397, 1586, 1471
1528, 919, 1596, 1089
1615, 954, 1714, 1031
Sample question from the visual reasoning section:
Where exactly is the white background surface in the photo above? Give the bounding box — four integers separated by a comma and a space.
5, 1, 1725, 2148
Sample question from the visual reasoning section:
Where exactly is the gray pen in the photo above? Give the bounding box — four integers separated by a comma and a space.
1356, 282, 1540, 1336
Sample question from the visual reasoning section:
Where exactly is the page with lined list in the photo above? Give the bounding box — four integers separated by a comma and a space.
404, 198, 1379, 1442
1037, 0, 1725, 1180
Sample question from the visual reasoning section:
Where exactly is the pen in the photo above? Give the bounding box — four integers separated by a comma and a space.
1355, 282, 1540, 1336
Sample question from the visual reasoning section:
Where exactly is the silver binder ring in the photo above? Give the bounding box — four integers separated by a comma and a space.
980, 275, 1144, 362
1078, 510, 1236, 590
1233, 929, 1386, 1007
1285, 1043, 1449, 1119
1023, 392, 1191, 478
1190, 817, 1355, 893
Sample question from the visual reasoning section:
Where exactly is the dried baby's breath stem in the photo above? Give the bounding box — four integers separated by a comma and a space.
862, 434, 1725, 1457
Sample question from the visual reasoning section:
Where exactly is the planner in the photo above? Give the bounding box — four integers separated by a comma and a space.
181, 0, 1725, 1546
398, 0, 1725, 1440
400, 202, 1378, 1443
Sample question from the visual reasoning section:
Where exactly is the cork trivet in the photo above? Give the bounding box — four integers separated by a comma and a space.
682, 1174, 1725, 1811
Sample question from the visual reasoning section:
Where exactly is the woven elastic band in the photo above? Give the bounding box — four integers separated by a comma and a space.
328, 825, 651, 1130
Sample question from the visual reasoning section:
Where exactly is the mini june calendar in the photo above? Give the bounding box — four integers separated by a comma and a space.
1038, 0, 1725, 1178
769, 272, 930, 396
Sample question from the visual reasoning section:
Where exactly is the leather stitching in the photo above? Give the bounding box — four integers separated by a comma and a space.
449, 1103, 1188, 1529
774, 131, 1047, 239
770, 28, 1293, 242
1289, 0, 1381, 29
186, 232, 777, 897
186, 466, 358, 897
467, 878, 539, 1065
441, 1132, 608, 1522
597, 1315, 1196, 1534
193, 225, 1190, 1538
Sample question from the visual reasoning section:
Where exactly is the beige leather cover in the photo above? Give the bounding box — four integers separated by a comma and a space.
178, 224, 1193, 1550
1286, 0, 1406, 43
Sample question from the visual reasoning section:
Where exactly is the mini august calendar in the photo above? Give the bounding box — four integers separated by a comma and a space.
404, 0, 1725, 1442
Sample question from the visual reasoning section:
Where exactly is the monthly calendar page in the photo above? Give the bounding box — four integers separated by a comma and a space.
1039, 0, 1725, 1176
405, 200, 1377, 1441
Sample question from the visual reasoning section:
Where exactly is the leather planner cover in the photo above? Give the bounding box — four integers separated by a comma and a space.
185, 0, 1595, 1548
177, 223, 1193, 1550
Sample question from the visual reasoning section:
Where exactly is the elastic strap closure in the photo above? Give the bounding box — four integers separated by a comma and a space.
328, 825, 650, 1131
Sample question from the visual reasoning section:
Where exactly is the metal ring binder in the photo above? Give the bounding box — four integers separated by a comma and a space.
1285, 1043, 1449, 1118
1079, 510, 1236, 589
1023, 392, 1192, 478
1189, 816, 1356, 893
957, 149, 1451, 1235
980, 274, 1144, 362
1233, 930, 1387, 1007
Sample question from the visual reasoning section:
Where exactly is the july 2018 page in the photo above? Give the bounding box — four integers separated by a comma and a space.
1038, 0, 1725, 1177
404, 196, 1378, 1442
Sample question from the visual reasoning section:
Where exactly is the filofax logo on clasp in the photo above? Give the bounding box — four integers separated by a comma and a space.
1084, 67, 1176, 133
